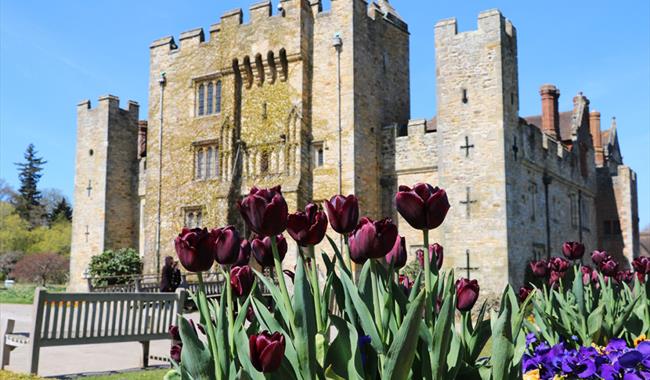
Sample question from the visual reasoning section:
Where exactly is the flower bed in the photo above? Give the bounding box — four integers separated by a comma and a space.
163, 184, 649, 380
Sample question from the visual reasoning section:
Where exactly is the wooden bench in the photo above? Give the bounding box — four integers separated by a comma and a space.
1, 288, 186, 375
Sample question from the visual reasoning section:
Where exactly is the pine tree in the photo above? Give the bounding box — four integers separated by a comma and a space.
49, 198, 73, 224
14, 144, 47, 226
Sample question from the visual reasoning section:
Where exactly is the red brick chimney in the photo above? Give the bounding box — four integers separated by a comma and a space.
540, 84, 560, 139
589, 110, 604, 167
138, 120, 148, 158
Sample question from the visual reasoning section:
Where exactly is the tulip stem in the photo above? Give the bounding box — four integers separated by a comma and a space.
271, 235, 295, 327
343, 234, 353, 278
422, 229, 435, 364
224, 268, 235, 357
308, 246, 324, 333
197, 272, 222, 380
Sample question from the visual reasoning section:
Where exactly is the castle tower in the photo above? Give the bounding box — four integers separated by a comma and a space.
69, 96, 140, 291
434, 10, 519, 294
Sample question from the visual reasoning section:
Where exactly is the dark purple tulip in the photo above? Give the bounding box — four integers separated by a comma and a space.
323, 195, 359, 234
323, 194, 359, 234
169, 325, 180, 342
230, 265, 254, 298
386, 235, 407, 269
245, 305, 255, 323
562, 241, 585, 260
211, 225, 242, 265
287, 203, 328, 246
251, 235, 287, 267
416, 244, 444, 270
395, 183, 450, 230
238, 186, 288, 237
549, 270, 565, 286
529, 260, 548, 278
398, 274, 413, 296
170, 344, 182, 362
580, 265, 598, 286
636, 271, 646, 284
632, 256, 650, 274
348, 217, 398, 264
599, 258, 619, 277
234, 239, 251, 267
615, 270, 634, 285
518, 286, 533, 303
174, 227, 215, 272
455, 278, 479, 312
591, 250, 610, 265
249, 331, 286, 373
548, 257, 570, 273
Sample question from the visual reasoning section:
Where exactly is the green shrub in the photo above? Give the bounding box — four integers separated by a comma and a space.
88, 248, 143, 286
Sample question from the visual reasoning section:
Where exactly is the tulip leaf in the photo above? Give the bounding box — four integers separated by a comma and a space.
357, 261, 374, 310
326, 234, 351, 277
383, 289, 426, 380
324, 366, 347, 380
253, 269, 292, 330
293, 253, 318, 380
216, 291, 230, 378
490, 290, 514, 380
340, 268, 385, 354
431, 287, 454, 378
163, 369, 181, 380
325, 315, 364, 380
179, 316, 216, 380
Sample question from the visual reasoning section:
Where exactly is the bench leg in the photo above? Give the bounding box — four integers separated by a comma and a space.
27, 343, 39, 375
140, 341, 150, 368
1, 319, 15, 369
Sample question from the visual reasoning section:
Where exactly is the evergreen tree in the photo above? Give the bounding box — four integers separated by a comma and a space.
14, 144, 47, 226
49, 198, 73, 223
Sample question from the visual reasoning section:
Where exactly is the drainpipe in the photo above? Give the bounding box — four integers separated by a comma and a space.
333, 33, 343, 195
578, 189, 583, 243
155, 72, 166, 276
543, 172, 552, 259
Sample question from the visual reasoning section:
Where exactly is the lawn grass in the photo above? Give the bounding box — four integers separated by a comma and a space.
0, 284, 66, 304
0, 368, 169, 380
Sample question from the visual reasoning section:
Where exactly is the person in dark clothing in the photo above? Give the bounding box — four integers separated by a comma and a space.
160, 256, 175, 292
171, 260, 182, 290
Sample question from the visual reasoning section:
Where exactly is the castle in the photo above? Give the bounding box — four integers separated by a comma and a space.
69, 0, 640, 294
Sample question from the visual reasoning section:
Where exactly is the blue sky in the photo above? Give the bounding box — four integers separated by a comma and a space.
1, 0, 648, 228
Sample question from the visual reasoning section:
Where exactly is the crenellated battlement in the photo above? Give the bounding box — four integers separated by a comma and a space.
435, 9, 515, 42
77, 95, 139, 115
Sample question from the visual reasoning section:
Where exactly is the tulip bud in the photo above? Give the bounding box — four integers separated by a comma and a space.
615, 270, 634, 285
591, 250, 610, 266
395, 183, 450, 230
251, 235, 287, 267
169, 325, 180, 342
212, 225, 242, 265
323, 194, 359, 234
548, 270, 565, 287
455, 278, 479, 312
529, 260, 548, 278
348, 217, 398, 264
548, 257, 570, 273
170, 344, 182, 363
632, 256, 649, 274
599, 258, 619, 277
174, 227, 215, 272
580, 265, 598, 286
518, 286, 533, 303
386, 235, 407, 269
398, 274, 413, 295
230, 265, 254, 298
234, 239, 252, 267
562, 241, 585, 261
417, 244, 444, 270
238, 186, 288, 237
287, 203, 328, 246
249, 331, 286, 373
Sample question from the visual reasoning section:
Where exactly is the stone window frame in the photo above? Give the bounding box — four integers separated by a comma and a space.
193, 74, 223, 118
192, 139, 220, 181
312, 141, 325, 168
183, 206, 204, 229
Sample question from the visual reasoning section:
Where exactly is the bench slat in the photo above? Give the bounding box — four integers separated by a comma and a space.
41, 301, 51, 340
50, 302, 60, 340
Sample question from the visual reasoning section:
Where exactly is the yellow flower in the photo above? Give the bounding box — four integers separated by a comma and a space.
552, 376, 566, 380
523, 369, 540, 380
634, 334, 647, 347
591, 343, 605, 354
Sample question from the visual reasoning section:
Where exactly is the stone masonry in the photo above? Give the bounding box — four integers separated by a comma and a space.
70, 1, 640, 295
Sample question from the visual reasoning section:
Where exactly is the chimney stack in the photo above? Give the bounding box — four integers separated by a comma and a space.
589, 110, 604, 167
540, 84, 560, 139
138, 120, 148, 158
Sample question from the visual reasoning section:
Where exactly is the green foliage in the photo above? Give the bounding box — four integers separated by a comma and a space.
0, 202, 71, 255
525, 267, 650, 347
88, 248, 143, 286
48, 197, 72, 224
14, 144, 47, 227
0, 252, 23, 280
0, 284, 66, 304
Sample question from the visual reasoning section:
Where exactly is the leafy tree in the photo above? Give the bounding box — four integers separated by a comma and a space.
11, 253, 69, 285
14, 144, 47, 227
28, 219, 72, 255
0, 202, 71, 256
0, 252, 23, 281
88, 248, 143, 286
0, 179, 17, 203
49, 198, 73, 223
